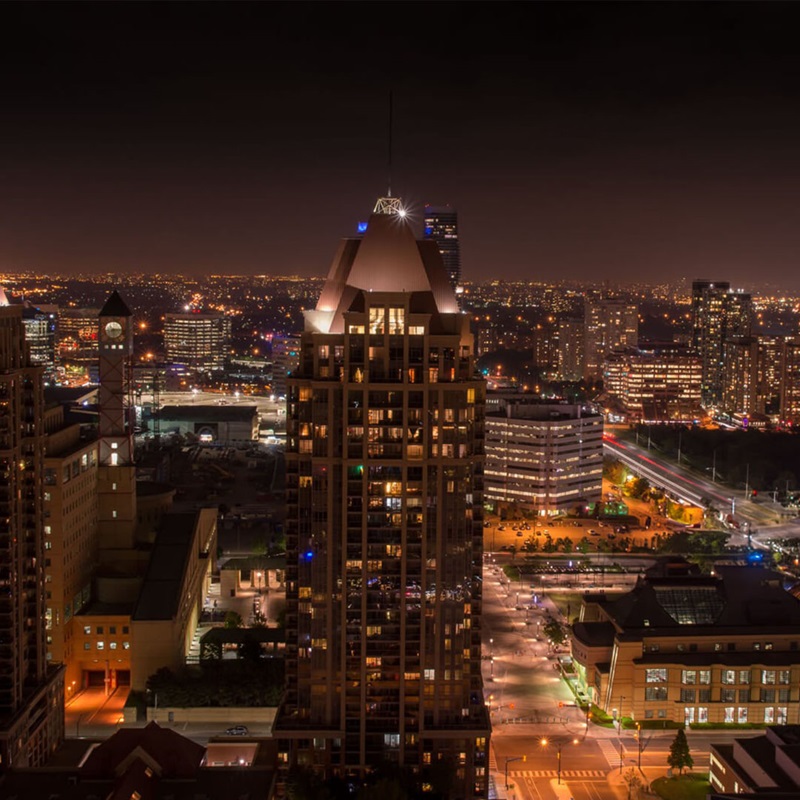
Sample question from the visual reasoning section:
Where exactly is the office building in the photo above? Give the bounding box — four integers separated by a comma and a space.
691, 280, 752, 408
484, 399, 603, 515
0, 306, 65, 768
603, 347, 702, 423
21, 305, 57, 382
571, 565, 800, 726
164, 311, 231, 374
275, 197, 490, 798
424, 204, 462, 290
58, 307, 101, 373
583, 298, 638, 381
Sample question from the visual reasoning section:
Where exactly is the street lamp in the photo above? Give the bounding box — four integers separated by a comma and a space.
540, 737, 578, 784
505, 755, 526, 789
636, 721, 643, 769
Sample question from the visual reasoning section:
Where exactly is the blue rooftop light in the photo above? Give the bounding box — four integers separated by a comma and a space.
357, 222, 368, 234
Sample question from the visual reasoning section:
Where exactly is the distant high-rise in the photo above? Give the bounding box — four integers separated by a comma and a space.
270, 335, 300, 397
275, 197, 490, 797
0, 306, 64, 768
557, 316, 585, 382
583, 297, 638, 381
691, 280, 752, 408
163, 311, 231, 374
424, 204, 462, 289
781, 337, 800, 428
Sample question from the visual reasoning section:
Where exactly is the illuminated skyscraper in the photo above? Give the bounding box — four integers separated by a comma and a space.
163, 311, 231, 374
424, 204, 462, 290
275, 197, 490, 797
0, 306, 64, 768
691, 280, 752, 408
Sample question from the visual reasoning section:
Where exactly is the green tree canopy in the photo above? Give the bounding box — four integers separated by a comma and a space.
667, 728, 694, 775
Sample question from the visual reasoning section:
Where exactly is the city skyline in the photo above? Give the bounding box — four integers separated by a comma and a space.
3, 4, 800, 286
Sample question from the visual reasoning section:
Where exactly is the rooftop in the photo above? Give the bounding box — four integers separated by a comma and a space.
133, 513, 200, 621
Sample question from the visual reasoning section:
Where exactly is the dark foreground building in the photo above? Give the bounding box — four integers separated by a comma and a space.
0, 306, 64, 768
274, 197, 490, 797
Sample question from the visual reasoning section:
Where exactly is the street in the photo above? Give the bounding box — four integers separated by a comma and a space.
481, 546, 767, 800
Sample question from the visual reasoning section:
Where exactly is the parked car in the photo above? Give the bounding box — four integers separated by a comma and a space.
225, 725, 249, 736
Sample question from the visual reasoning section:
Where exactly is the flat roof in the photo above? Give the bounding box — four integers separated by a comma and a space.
133, 513, 199, 621
159, 404, 258, 422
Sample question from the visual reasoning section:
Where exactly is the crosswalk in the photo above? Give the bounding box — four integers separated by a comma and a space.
596, 738, 622, 766
510, 769, 606, 779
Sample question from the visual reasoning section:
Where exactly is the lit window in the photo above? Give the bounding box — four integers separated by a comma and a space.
369, 306, 385, 334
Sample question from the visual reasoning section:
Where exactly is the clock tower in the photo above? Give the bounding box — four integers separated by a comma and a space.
97, 291, 137, 553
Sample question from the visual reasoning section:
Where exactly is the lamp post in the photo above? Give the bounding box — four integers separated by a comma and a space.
505, 756, 525, 789
616, 695, 626, 773
540, 737, 578, 785
636, 721, 642, 768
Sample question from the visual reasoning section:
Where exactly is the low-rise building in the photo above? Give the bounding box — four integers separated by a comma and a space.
0, 721, 276, 798
710, 725, 800, 797
571, 565, 800, 726
158, 404, 259, 443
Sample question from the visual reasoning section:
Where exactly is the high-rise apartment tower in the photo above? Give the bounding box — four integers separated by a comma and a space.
0, 307, 64, 768
424, 204, 462, 290
691, 280, 752, 408
583, 297, 638, 381
275, 197, 490, 797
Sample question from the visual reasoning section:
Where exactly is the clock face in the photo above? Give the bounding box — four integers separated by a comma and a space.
105, 321, 123, 339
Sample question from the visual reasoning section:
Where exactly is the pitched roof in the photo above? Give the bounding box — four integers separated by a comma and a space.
80, 721, 204, 778
594, 566, 800, 635
310, 198, 459, 334
100, 290, 132, 318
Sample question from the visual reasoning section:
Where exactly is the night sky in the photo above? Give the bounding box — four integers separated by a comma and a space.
2, 2, 800, 288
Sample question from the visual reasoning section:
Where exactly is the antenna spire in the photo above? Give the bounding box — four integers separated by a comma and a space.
387, 90, 393, 198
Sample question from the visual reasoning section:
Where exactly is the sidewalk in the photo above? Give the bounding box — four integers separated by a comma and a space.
606, 764, 667, 798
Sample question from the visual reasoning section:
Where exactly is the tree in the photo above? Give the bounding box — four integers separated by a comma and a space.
543, 619, 565, 647
625, 477, 650, 500
667, 728, 693, 775
224, 610, 243, 629
622, 768, 643, 800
